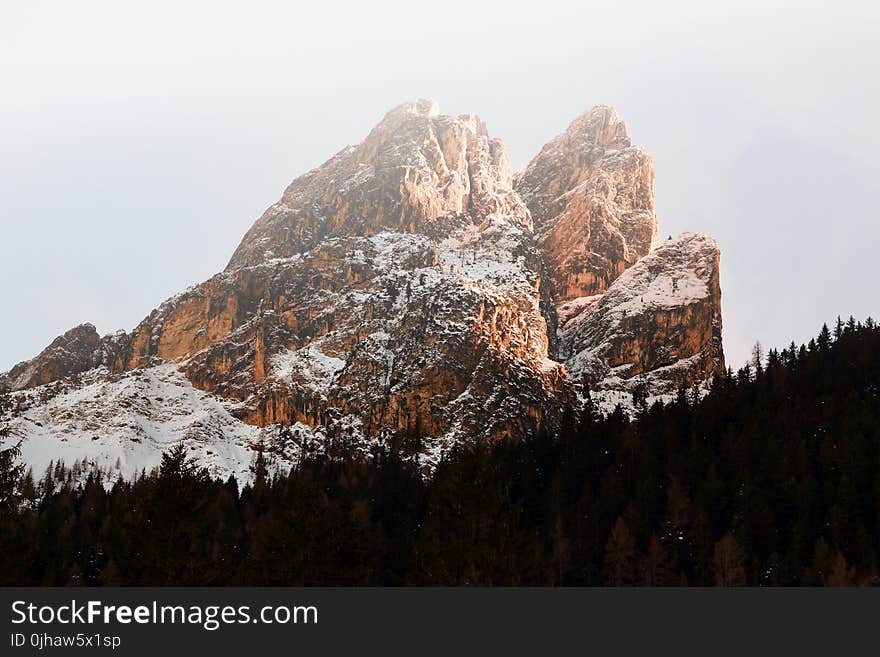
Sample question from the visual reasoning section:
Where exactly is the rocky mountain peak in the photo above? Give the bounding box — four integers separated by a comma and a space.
559, 105, 632, 151
516, 105, 657, 303
1, 101, 724, 483
389, 97, 441, 119
226, 100, 527, 271
1, 323, 99, 393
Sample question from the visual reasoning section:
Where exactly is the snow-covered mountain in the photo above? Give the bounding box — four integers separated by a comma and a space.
0, 100, 724, 481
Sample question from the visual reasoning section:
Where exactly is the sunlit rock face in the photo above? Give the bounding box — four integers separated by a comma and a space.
226, 99, 532, 270
120, 100, 568, 446
516, 106, 658, 302
1, 100, 724, 479
559, 232, 724, 399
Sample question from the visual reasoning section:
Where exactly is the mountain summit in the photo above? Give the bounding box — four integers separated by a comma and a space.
0, 101, 724, 481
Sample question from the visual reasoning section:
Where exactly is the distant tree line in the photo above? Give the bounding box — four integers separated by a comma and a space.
1, 317, 879, 586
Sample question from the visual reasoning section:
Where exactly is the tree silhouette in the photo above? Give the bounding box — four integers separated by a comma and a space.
712, 533, 746, 586
603, 517, 637, 585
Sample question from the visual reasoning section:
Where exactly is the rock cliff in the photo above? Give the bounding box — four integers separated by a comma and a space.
560, 232, 723, 403
516, 106, 658, 302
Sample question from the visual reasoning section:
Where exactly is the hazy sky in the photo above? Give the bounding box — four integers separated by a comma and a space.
1, 0, 878, 371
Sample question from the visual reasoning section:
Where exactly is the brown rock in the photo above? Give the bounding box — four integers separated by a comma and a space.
517, 106, 657, 301
560, 232, 724, 397
1, 324, 128, 392
226, 99, 531, 270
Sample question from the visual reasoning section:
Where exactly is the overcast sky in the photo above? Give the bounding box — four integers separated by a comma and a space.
1, 0, 877, 371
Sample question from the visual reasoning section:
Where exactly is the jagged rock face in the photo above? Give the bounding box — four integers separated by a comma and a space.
131, 225, 567, 445
0, 324, 129, 393
560, 233, 724, 398
6, 101, 567, 452
516, 106, 658, 302
1, 100, 724, 480
227, 99, 531, 270
1, 324, 99, 392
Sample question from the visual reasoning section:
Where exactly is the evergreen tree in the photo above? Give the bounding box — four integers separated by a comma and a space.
0, 442, 24, 514
603, 517, 637, 585
712, 533, 746, 586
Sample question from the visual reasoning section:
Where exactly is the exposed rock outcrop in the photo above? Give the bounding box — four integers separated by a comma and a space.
516, 106, 658, 302
560, 233, 724, 398
86, 101, 568, 446
0, 324, 128, 393
226, 99, 530, 270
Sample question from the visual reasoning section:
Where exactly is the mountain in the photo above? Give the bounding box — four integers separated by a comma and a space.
0, 100, 724, 481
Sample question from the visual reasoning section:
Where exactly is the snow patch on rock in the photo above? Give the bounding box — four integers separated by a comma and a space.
0, 365, 317, 485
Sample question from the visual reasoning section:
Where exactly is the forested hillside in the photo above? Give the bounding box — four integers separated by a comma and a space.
1, 318, 878, 586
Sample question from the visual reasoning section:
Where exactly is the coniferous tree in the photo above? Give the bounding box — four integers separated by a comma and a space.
603, 516, 637, 585
0, 442, 24, 515
712, 533, 746, 586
